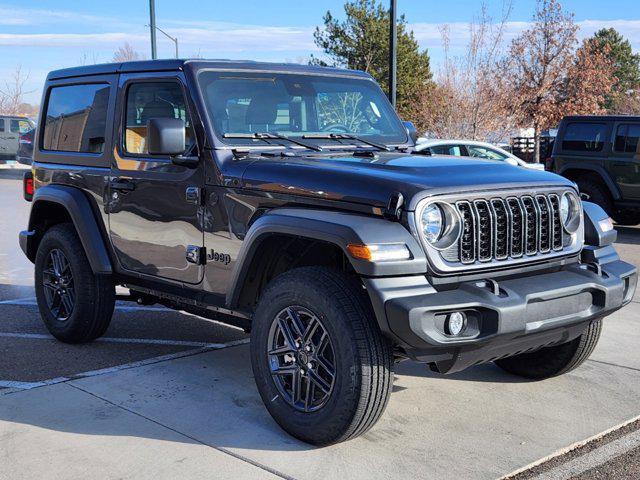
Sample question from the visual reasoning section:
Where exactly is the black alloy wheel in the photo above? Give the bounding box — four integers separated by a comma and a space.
267, 306, 336, 412
42, 248, 75, 321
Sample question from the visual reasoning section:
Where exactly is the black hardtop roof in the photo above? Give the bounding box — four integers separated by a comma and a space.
561, 114, 640, 122
47, 59, 372, 81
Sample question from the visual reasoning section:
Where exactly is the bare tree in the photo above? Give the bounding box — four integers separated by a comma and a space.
112, 43, 145, 62
0, 65, 33, 116
79, 52, 101, 66
418, 2, 515, 141
498, 0, 615, 161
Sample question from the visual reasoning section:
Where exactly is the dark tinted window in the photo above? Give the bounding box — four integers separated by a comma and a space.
614, 124, 640, 153
0, 119, 4, 132
43, 83, 110, 153
561, 122, 607, 152
124, 82, 195, 155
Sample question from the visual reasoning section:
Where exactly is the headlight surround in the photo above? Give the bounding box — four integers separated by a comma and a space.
417, 201, 461, 250
560, 191, 581, 233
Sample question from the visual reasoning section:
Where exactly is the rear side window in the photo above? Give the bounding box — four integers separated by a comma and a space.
614, 124, 640, 154
561, 122, 607, 152
42, 83, 110, 153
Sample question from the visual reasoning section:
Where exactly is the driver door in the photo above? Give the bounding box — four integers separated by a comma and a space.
108, 72, 204, 284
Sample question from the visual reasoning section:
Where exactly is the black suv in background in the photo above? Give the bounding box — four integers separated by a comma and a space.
551, 115, 640, 225
19, 61, 636, 445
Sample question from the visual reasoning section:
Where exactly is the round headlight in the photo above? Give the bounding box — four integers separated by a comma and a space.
561, 192, 581, 233
421, 204, 443, 243
417, 201, 462, 250
560, 194, 570, 225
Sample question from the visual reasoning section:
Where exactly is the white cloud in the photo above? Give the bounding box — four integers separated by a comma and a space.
409, 19, 640, 54
0, 24, 317, 54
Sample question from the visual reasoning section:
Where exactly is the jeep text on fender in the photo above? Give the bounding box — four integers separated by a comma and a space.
20, 60, 637, 445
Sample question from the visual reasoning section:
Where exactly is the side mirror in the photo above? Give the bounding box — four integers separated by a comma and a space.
147, 117, 186, 156
403, 121, 418, 145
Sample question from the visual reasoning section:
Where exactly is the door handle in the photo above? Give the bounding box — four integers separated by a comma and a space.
110, 179, 136, 192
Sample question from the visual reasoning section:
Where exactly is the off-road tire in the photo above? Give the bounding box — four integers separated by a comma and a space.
494, 319, 602, 379
575, 176, 613, 215
35, 223, 115, 343
250, 266, 394, 445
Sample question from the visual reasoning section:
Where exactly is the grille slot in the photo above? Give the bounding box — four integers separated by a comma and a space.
490, 199, 509, 260
455, 193, 567, 265
474, 200, 493, 261
548, 194, 563, 250
457, 201, 476, 264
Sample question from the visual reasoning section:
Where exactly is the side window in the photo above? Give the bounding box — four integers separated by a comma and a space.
11, 119, 32, 134
0, 119, 4, 132
430, 145, 462, 156
124, 82, 195, 155
42, 83, 110, 153
561, 122, 607, 152
467, 145, 507, 160
614, 124, 640, 154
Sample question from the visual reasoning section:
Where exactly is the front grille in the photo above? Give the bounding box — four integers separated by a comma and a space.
455, 193, 567, 265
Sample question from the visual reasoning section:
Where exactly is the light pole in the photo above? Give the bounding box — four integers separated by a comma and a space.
388, 0, 397, 107
147, 24, 180, 59
149, 0, 157, 60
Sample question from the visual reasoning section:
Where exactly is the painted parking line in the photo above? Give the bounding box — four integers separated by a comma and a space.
0, 338, 249, 395
0, 331, 230, 348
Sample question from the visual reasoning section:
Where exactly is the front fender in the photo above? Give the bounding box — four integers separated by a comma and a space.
23, 185, 112, 274
226, 208, 427, 307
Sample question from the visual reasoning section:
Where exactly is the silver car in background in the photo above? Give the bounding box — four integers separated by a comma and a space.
415, 138, 545, 171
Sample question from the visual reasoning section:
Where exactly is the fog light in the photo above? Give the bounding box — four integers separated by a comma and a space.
445, 311, 467, 336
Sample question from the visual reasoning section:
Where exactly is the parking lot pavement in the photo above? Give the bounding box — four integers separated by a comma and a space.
1, 171, 640, 479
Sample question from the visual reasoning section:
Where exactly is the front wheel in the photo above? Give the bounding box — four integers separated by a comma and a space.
250, 267, 394, 445
494, 319, 602, 379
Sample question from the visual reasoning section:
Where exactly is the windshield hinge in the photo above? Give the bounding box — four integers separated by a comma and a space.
384, 192, 404, 221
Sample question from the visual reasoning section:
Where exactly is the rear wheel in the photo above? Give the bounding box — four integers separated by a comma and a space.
250, 267, 394, 445
494, 319, 602, 379
35, 223, 115, 343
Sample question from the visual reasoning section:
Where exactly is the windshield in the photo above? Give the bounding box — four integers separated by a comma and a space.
197, 71, 407, 148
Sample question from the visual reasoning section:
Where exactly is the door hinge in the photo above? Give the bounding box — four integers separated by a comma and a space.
186, 245, 206, 265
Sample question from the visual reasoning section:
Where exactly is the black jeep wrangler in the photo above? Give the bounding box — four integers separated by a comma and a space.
20, 60, 637, 445
551, 115, 640, 225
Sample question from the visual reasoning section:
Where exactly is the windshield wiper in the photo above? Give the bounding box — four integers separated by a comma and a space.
302, 133, 391, 151
223, 132, 323, 152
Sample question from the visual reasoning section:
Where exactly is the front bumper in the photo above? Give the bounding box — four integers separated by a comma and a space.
365, 259, 636, 374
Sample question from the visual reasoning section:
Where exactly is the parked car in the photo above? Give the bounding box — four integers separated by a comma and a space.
16, 127, 35, 165
19, 60, 636, 445
415, 139, 545, 170
550, 115, 640, 225
0, 116, 35, 163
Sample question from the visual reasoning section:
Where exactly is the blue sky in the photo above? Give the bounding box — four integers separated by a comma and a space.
1, 0, 639, 103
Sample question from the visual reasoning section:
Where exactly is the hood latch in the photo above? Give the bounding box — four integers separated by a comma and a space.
384, 192, 404, 221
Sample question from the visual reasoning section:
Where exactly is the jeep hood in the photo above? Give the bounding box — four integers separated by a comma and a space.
237, 152, 574, 210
